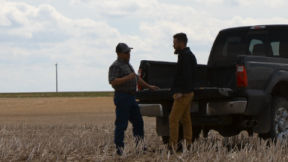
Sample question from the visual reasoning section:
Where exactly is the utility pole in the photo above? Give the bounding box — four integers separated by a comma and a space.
55, 63, 58, 92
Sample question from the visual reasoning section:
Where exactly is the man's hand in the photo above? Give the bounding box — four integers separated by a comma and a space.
138, 77, 160, 91
148, 85, 160, 91
173, 93, 183, 100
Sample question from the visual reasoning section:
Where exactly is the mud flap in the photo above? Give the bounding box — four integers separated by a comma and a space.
253, 98, 272, 133
156, 116, 169, 136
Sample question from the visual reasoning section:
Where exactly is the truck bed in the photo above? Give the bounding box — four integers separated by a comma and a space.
137, 60, 236, 102
136, 87, 234, 102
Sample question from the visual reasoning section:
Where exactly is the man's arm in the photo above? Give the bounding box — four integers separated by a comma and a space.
173, 54, 185, 99
138, 77, 159, 91
111, 73, 136, 87
182, 54, 193, 87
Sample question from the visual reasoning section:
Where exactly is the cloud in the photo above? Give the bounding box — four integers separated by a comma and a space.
234, 0, 288, 8
69, 0, 288, 43
1, 0, 288, 92
0, 1, 121, 62
0, 1, 125, 92
0, 1, 119, 42
192, 0, 288, 8
69, 0, 150, 17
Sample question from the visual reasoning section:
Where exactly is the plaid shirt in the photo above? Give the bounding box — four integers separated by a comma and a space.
108, 58, 138, 94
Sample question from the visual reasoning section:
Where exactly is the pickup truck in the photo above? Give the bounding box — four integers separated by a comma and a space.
136, 25, 288, 143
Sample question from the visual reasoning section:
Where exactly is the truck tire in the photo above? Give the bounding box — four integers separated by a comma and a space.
192, 127, 201, 142
203, 128, 209, 138
218, 127, 240, 137
259, 97, 288, 141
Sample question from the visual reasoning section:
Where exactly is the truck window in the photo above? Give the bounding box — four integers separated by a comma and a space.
270, 42, 280, 56
223, 37, 242, 56
208, 30, 247, 66
246, 32, 268, 56
249, 39, 264, 55
213, 35, 245, 58
269, 30, 288, 58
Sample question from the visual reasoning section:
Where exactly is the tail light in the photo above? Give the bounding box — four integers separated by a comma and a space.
137, 68, 143, 91
236, 65, 248, 87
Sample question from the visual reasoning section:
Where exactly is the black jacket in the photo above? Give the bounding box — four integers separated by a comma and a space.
171, 47, 197, 93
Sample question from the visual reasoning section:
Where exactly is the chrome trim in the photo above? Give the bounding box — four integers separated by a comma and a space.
139, 104, 163, 117
206, 100, 247, 115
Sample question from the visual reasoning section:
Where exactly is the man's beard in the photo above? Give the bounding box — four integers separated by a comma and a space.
174, 49, 180, 55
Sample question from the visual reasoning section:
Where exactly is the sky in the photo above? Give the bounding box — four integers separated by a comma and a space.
0, 0, 288, 92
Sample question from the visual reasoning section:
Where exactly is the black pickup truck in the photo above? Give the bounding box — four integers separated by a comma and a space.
136, 25, 288, 142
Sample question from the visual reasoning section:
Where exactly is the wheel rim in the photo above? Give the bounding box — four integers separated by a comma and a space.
274, 106, 288, 141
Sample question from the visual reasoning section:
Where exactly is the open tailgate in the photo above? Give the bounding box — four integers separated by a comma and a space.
136, 87, 234, 101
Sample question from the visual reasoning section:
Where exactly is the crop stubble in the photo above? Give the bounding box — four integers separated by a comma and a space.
0, 97, 288, 161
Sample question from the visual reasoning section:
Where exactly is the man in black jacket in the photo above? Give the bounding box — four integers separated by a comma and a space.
169, 33, 197, 151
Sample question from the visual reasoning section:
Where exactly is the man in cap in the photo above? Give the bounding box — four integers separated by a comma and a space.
108, 43, 159, 155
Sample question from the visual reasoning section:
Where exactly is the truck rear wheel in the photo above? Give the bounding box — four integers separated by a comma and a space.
218, 127, 240, 137
259, 97, 288, 141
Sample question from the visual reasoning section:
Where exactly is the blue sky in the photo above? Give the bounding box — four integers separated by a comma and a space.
0, 0, 288, 92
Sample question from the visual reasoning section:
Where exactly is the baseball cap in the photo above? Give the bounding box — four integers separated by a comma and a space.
116, 43, 133, 53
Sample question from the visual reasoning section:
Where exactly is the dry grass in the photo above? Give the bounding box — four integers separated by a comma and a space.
0, 97, 288, 161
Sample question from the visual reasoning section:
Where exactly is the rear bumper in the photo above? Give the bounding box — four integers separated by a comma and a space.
139, 104, 164, 117
139, 99, 247, 117
206, 99, 247, 115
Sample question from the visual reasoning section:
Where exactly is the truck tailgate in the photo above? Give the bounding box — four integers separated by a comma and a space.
136, 87, 234, 102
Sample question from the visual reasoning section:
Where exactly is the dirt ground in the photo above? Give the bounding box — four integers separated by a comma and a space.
0, 97, 156, 161
0, 96, 155, 127
0, 97, 118, 125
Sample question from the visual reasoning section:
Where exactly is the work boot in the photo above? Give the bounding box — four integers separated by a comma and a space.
116, 147, 124, 156
167, 144, 177, 154
187, 144, 192, 151
167, 145, 173, 154
176, 143, 183, 153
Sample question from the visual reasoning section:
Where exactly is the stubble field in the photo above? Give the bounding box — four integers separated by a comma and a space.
0, 96, 288, 161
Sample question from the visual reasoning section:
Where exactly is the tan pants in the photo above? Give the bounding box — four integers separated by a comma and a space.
169, 92, 194, 148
